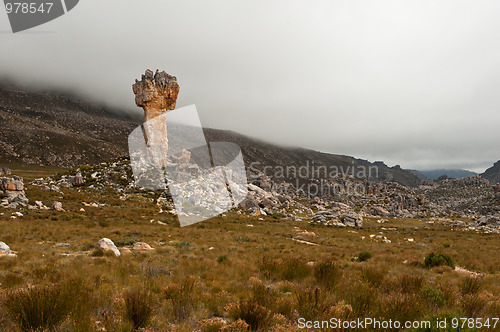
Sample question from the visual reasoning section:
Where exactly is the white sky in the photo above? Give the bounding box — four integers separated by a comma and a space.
1, 0, 500, 172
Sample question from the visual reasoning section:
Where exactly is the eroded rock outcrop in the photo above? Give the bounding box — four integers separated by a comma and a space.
0, 175, 28, 208
132, 69, 180, 165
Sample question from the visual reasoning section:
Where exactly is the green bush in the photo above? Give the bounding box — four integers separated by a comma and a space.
173, 241, 191, 247
234, 236, 250, 242
217, 255, 228, 263
358, 251, 373, 262
424, 253, 454, 269
116, 237, 138, 247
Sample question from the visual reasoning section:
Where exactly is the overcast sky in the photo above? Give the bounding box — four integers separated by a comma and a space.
1, 0, 500, 172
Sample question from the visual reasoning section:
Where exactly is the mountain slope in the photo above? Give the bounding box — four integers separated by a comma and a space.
415, 169, 478, 180
482, 161, 500, 184
0, 84, 138, 167
0, 84, 421, 186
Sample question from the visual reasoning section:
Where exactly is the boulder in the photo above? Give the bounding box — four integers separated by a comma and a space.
0, 241, 10, 252
10, 193, 28, 205
330, 202, 352, 212
98, 238, 121, 257
239, 196, 258, 209
0, 177, 24, 191
0, 241, 15, 257
247, 183, 273, 198
68, 173, 85, 186
52, 201, 64, 211
473, 215, 500, 228
373, 206, 390, 217
310, 209, 362, 227
341, 212, 363, 227
133, 242, 154, 251
259, 198, 276, 209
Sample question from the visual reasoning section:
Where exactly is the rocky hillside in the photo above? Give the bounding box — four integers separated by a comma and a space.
0, 83, 420, 186
0, 84, 138, 167
415, 169, 478, 180
482, 160, 500, 184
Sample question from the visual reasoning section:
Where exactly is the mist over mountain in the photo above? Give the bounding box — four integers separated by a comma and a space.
0, 83, 420, 187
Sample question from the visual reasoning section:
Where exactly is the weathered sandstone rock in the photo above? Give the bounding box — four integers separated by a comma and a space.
132, 69, 180, 165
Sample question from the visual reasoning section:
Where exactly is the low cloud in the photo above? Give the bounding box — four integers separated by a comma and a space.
1, 0, 499, 172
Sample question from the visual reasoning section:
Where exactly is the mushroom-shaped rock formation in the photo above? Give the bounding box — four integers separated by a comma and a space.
132, 69, 180, 165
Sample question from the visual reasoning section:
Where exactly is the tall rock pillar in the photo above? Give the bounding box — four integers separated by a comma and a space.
132, 69, 180, 165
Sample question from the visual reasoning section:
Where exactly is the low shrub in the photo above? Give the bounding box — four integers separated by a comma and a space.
460, 276, 482, 296
362, 265, 386, 288
379, 293, 421, 322
461, 294, 487, 317
397, 273, 425, 294
2, 280, 83, 331
259, 256, 311, 281
294, 287, 327, 321
421, 285, 446, 307
91, 248, 105, 257
198, 317, 226, 332
123, 288, 153, 330
346, 283, 376, 317
222, 319, 250, 332
116, 237, 138, 247
226, 300, 270, 331
424, 253, 454, 269
164, 276, 197, 321
358, 251, 372, 262
217, 255, 228, 263
314, 261, 342, 290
